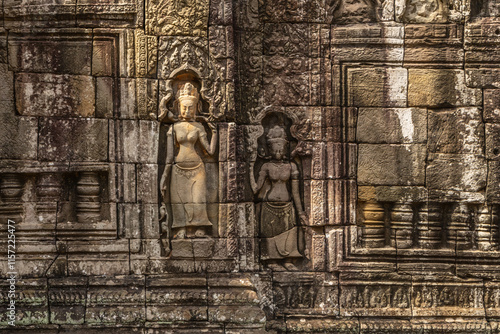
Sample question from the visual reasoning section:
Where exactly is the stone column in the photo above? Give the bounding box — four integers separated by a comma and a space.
76, 172, 102, 224
0, 174, 24, 203
0, 173, 24, 224
361, 202, 386, 248
390, 203, 413, 249
477, 205, 499, 251
417, 203, 443, 249
448, 203, 472, 250
36, 173, 62, 224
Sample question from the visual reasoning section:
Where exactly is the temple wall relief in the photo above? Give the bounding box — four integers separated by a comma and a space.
2, 0, 500, 332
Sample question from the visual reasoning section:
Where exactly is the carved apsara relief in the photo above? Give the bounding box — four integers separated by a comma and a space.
247, 112, 308, 271
158, 71, 219, 254
159, 80, 217, 240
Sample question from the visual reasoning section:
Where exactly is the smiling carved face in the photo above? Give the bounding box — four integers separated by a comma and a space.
179, 98, 197, 120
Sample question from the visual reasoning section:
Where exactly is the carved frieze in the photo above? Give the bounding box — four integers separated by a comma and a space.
146, 0, 209, 36
158, 37, 227, 120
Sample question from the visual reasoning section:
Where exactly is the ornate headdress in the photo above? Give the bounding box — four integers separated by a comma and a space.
266, 125, 287, 145
177, 82, 199, 103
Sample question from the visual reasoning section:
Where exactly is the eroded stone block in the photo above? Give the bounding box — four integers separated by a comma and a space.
466, 69, 500, 89
96, 77, 115, 118
114, 120, 159, 163
408, 69, 482, 107
0, 64, 14, 114
0, 114, 38, 160
428, 108, 484, 154
357, 108, 427, 143
487, 161, 500, 203
348, 68, 407, 107
8, 31, 92, 75
358, 144, 426, 186
485, 89, 500, 123
486, 123, 500, 160
427, 153, 487, 192
4, 0, 77, 28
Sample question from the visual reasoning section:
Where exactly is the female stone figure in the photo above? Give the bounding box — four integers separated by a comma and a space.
250, 125, 307, 271
160, 81, 217, 239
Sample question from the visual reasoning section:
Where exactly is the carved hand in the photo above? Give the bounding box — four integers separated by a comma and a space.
208, 122, 217, 133
299, 211, 309, 225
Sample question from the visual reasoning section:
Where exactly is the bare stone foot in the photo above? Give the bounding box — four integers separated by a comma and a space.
194, 228, 207, 238
283, 262, 299, 271
173, 228, 186, 239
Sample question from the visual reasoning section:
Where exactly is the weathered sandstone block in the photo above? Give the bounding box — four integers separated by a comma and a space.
348, 67, 407, 107
357, 108, 427, 143
358, 144, 426, 186
408, 69, 482, 107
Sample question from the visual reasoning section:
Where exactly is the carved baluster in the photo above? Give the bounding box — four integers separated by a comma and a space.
0, 173, 24, 223
417, 203, 443, 249
448, 203, 473, 250
36, 173, 62, 223
390, 203, 413, 249
76, 172, 102, 224
361, 202, 386, 248
0, 174, 24, 203
493, 206, 500, 249
477, 205, 499, 251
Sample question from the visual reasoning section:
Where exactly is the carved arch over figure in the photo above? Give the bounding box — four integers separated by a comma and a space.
158, 37, 227, 121
159, 68, 211, 123
246, 110, 311, 271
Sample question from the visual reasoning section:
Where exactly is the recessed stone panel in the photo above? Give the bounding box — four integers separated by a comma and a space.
8, 30, 92, 75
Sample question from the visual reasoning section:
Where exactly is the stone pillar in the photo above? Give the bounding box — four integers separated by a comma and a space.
448, 203, 472, 250
477, 205, 499, 251
390, 203, 413, 249
76, 172, 102, 224
417, 203, 443, 249
361, 202, 386, 248
0, 173, 24, 224
36, 173, 62, 224
0, 173, 24, 203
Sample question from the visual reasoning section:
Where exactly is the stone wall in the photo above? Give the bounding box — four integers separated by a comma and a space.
1, 0, 500, 333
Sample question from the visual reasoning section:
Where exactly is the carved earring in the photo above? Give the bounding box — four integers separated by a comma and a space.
197, 101, 203, 116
